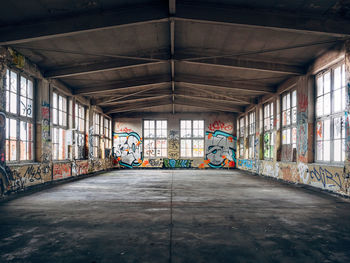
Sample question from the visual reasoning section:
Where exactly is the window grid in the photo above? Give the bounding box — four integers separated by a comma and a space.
239, 117, 244, 158
93, 113, 101, 158
5, 69, 34, 162
282, 90, 297, 150
248, 112, 255, 159
315, 63, 346, 163
75, 102, 86, 160
52, 91, 68, 160
264, 102, 274, 160
144, 120, 168, 158
180, 120, 204, 158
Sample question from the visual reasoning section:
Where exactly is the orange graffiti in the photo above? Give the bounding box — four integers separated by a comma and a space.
229, 161, 235, 168
208, 133, 213, 139
198, 163, 205, 169
228, 136, 233, 142
204, 159, 210, 164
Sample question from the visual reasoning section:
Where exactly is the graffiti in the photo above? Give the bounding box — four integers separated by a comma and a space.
163, 158, 192, 168
309, 167, 344, 189
88, 127, 94, 159
298, 163, 309, 184
149, 159, 162, 167
238, 159, 253, 170
41, 102, 50, 143
115, 122, 133, 133
262, 163, 279, 178
72, 160, 89, 176
205, 130, 236, 168
208, 120, 233, 132
53, 163, 71, 180
254, 137, 259, 160
297, 122, 308, 159
168, 130, 179, 159
298, 92, 308, 113
113, 132, 143, 168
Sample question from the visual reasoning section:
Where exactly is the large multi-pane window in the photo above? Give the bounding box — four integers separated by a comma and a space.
263, 101, 274, 159
144, 120, 167, 157
104, 118, 112, 150
180, 120, 204, 157
248, 111, 255, 159
52, 92, 68, 160
5, 69, 34, 162
239, 117, 245, 158
315, 63, 346, 162
282, 90, 297, 152
75, 102, 85, 159
93, 112, 101, 158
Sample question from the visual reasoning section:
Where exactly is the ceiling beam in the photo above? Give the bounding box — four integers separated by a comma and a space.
174, 93, 250, 106
175, 85, 252, 104
0, 4, 168, 45
174, 100, 243, 113
44, 60, 165, 78
98, 94, 171, 107
73, 75, 171, 95
176, 75, 275, 94
175, 2, 350, 37
105, 100, 172, 114
177, 58, 305, 75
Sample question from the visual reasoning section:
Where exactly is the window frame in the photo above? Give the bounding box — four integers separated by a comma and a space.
74, 101, 86, 160
5, 68, 35, 163
143, 119, 168, 158
263, 101, 274, 160
239, 117, 245, 158
315, 62, 346, 164
281, 89, 297, 161
248, 111, 256, 159
51, 90, 69, 161
180, 120, 204, 158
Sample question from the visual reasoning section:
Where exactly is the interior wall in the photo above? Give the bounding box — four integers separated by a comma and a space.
112, 113, 237, 169
236, 43, 350, 197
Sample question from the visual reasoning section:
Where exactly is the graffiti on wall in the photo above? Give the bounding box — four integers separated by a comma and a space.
113, 132, 143, 168
205, 130, 236, 168
309, 166, 345, 190
53, 163, 71, 180
262, 162, 280, 178
297, 162, 309, 184
88, 127, 94, 159
163, 158, 192, 168
208, 120, 233, 132
168, 130, 179, 159
297, 87, 308, 162
72, 160, 89, 176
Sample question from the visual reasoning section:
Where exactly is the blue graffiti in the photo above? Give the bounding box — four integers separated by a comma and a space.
238, 159, 253, 169
163, 158, 192, 168
113, 132, 143, 168
309, 167, 343, 189
206, 130, 237, 168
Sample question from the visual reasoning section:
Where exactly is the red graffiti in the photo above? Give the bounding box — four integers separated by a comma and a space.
298, 93, 308, 113
208, 121, 233, 132
42, 107, 50, 120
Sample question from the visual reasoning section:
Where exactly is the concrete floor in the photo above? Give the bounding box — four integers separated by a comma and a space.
0, 170, 350, 263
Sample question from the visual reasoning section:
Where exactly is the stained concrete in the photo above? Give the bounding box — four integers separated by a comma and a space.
0, 170, 350, 263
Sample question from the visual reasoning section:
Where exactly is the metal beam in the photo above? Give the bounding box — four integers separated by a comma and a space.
99, 94, 171, 107
44, 60, 165, 78
175, 85, 252, 104
0, 4, 168, 44
174, 93, 250, 106
177, 58, 305, 75
175, 2, 350, 37
176, 75, 275, 94
73, 75, 171, 95
105, 100, 172, 114
175, 95, 244, 112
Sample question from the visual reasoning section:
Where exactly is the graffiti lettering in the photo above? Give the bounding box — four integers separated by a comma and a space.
163, 158, 192, 168
113, 132, 143, 168
208, 120, 233, 132
309, 167, 344, 189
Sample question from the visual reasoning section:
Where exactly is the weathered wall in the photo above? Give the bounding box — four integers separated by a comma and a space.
0, 47, 114, 197
112, 113, 237, 169
237, 42, 350, 197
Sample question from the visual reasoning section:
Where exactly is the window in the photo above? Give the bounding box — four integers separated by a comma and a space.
239, 117, 245, 158
315, 63, 346, 162
248, 112, 255, 159
104, 118, 112, 149
52, 91, 68, 160
75, 102, 85, 159
144, 120, 167, 157
263, 101, 274, 160
5, 69, 34, 161
180, 120, 204, 158
281, 90, 297, 153
92, 112, 101, 158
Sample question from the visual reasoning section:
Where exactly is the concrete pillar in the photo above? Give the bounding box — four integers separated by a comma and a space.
296, 75, 314, 163
88, 106, 94, 160
345, 40, 350, 165
0, 48, 9, 166
275, 95, 281, 162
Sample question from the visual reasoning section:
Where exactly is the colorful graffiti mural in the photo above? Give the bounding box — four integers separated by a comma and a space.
53, 163, 71, 180
205, 130, 236, 168
113, 132, 143, 168
163, 158, 192, 168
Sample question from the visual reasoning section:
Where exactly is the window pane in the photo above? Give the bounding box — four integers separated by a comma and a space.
316, 76, 323, 96
28, 80, 33, 99
324, 72, 330, 93
10, 119, 17, 140
334, 117, 342, 139
20, 76, 26, 96
324, 119, 330, 140
316, 121, 323, 141
316, 97, 323, 117
333, 89, 341, 113
10, 71, 17, 92
10, 92, 17, 114
334, 66, 341, 90
317, 141, 323, 161
20, 96, 26, 116
292, 90, 297, 107
323, 141, 330, 161
334, 140, 341, 162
